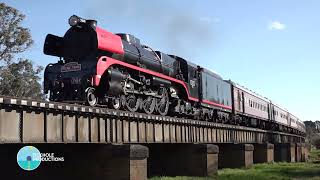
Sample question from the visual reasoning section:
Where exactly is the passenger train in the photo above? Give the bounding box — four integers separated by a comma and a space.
43, 15, 305, 135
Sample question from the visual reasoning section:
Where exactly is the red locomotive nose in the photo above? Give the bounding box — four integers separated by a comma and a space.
44, 15, 124, 59
96, 27, 124, 55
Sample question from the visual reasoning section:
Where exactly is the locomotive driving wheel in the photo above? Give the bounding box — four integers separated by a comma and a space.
86, 87, 98, 106
156, 87, 169, 116
208, 109, 214, 121
142, 96, 156, 114
109, 96, 122, 110
126, 94, 140, 112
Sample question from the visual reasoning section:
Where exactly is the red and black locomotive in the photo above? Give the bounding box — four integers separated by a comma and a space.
44, 15, 305, 135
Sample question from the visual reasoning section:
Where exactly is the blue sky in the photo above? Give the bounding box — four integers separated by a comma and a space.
3, 0, 319, 121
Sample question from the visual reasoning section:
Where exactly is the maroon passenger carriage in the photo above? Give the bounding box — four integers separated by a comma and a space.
230, 82, 270, 129
43, 15, 305, 135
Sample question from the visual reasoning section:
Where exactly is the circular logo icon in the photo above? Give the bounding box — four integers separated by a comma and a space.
17, 146, 41, 171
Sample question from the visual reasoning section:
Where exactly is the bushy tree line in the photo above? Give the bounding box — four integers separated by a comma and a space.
0, 3, 43, 99
304, 121, 320, 149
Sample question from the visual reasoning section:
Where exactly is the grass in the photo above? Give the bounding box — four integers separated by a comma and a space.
150, 177, 213, 180
150, 149, 320, 180
218, 162, 320, 180
309, 149, 320, 163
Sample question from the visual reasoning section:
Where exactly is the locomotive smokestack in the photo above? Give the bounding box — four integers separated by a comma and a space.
68, 15, 84, 26
68, 15, 97, 29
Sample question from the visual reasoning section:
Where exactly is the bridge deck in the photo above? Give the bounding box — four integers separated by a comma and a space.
0, 96, 304, 144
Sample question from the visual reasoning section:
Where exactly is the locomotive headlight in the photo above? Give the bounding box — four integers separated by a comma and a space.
68, 15, 80, 26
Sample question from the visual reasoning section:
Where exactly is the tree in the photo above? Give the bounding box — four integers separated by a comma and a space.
313, 138, 320, 149
0, 3, 33, 63
0, 59, 43, 99
0, 3, 43, 99
304, 121, 320, 149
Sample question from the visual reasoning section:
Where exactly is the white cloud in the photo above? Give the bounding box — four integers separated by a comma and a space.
199, 16, 221, 24
213, 17, 221, 23
268, 21, 286, 30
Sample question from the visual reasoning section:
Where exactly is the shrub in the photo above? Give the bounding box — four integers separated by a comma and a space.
313, 138, 320, 149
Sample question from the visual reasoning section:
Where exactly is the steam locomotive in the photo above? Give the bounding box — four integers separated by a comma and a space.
43, 15, 305, 135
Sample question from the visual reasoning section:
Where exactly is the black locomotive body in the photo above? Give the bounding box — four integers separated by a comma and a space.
43, 15, 305, 135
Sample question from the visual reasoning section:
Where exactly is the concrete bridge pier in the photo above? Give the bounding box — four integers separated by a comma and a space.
274, 143, 295, 162
218, 144, 254, 168
52, 144, 149, 180
108, 144, 149, 180
253, 143, 274, 163
0, 144, 149, 180
301, 143, 308, 162
147, 144, 219, 178
295, 143, 302, 162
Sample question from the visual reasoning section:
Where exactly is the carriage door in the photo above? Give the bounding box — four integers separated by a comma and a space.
268, 104, 274, 121
241, 92, 245, 113
237, 90, 243, 113
237, 89, 244, 113
288, 117, 292, 126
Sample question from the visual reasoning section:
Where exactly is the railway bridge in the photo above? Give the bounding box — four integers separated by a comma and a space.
0, 96, 306, 179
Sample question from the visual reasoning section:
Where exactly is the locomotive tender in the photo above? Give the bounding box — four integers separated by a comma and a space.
43, 15, 305, 135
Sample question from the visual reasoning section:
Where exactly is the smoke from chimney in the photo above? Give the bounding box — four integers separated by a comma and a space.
83, 0, 215, 60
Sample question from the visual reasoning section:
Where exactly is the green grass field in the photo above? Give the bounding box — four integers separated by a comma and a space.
150, 149, 320, 180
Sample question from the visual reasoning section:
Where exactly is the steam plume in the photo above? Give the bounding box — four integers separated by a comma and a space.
83, 0, 215, 60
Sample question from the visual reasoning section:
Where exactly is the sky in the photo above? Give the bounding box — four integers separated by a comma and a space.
2, 0, 319, 121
